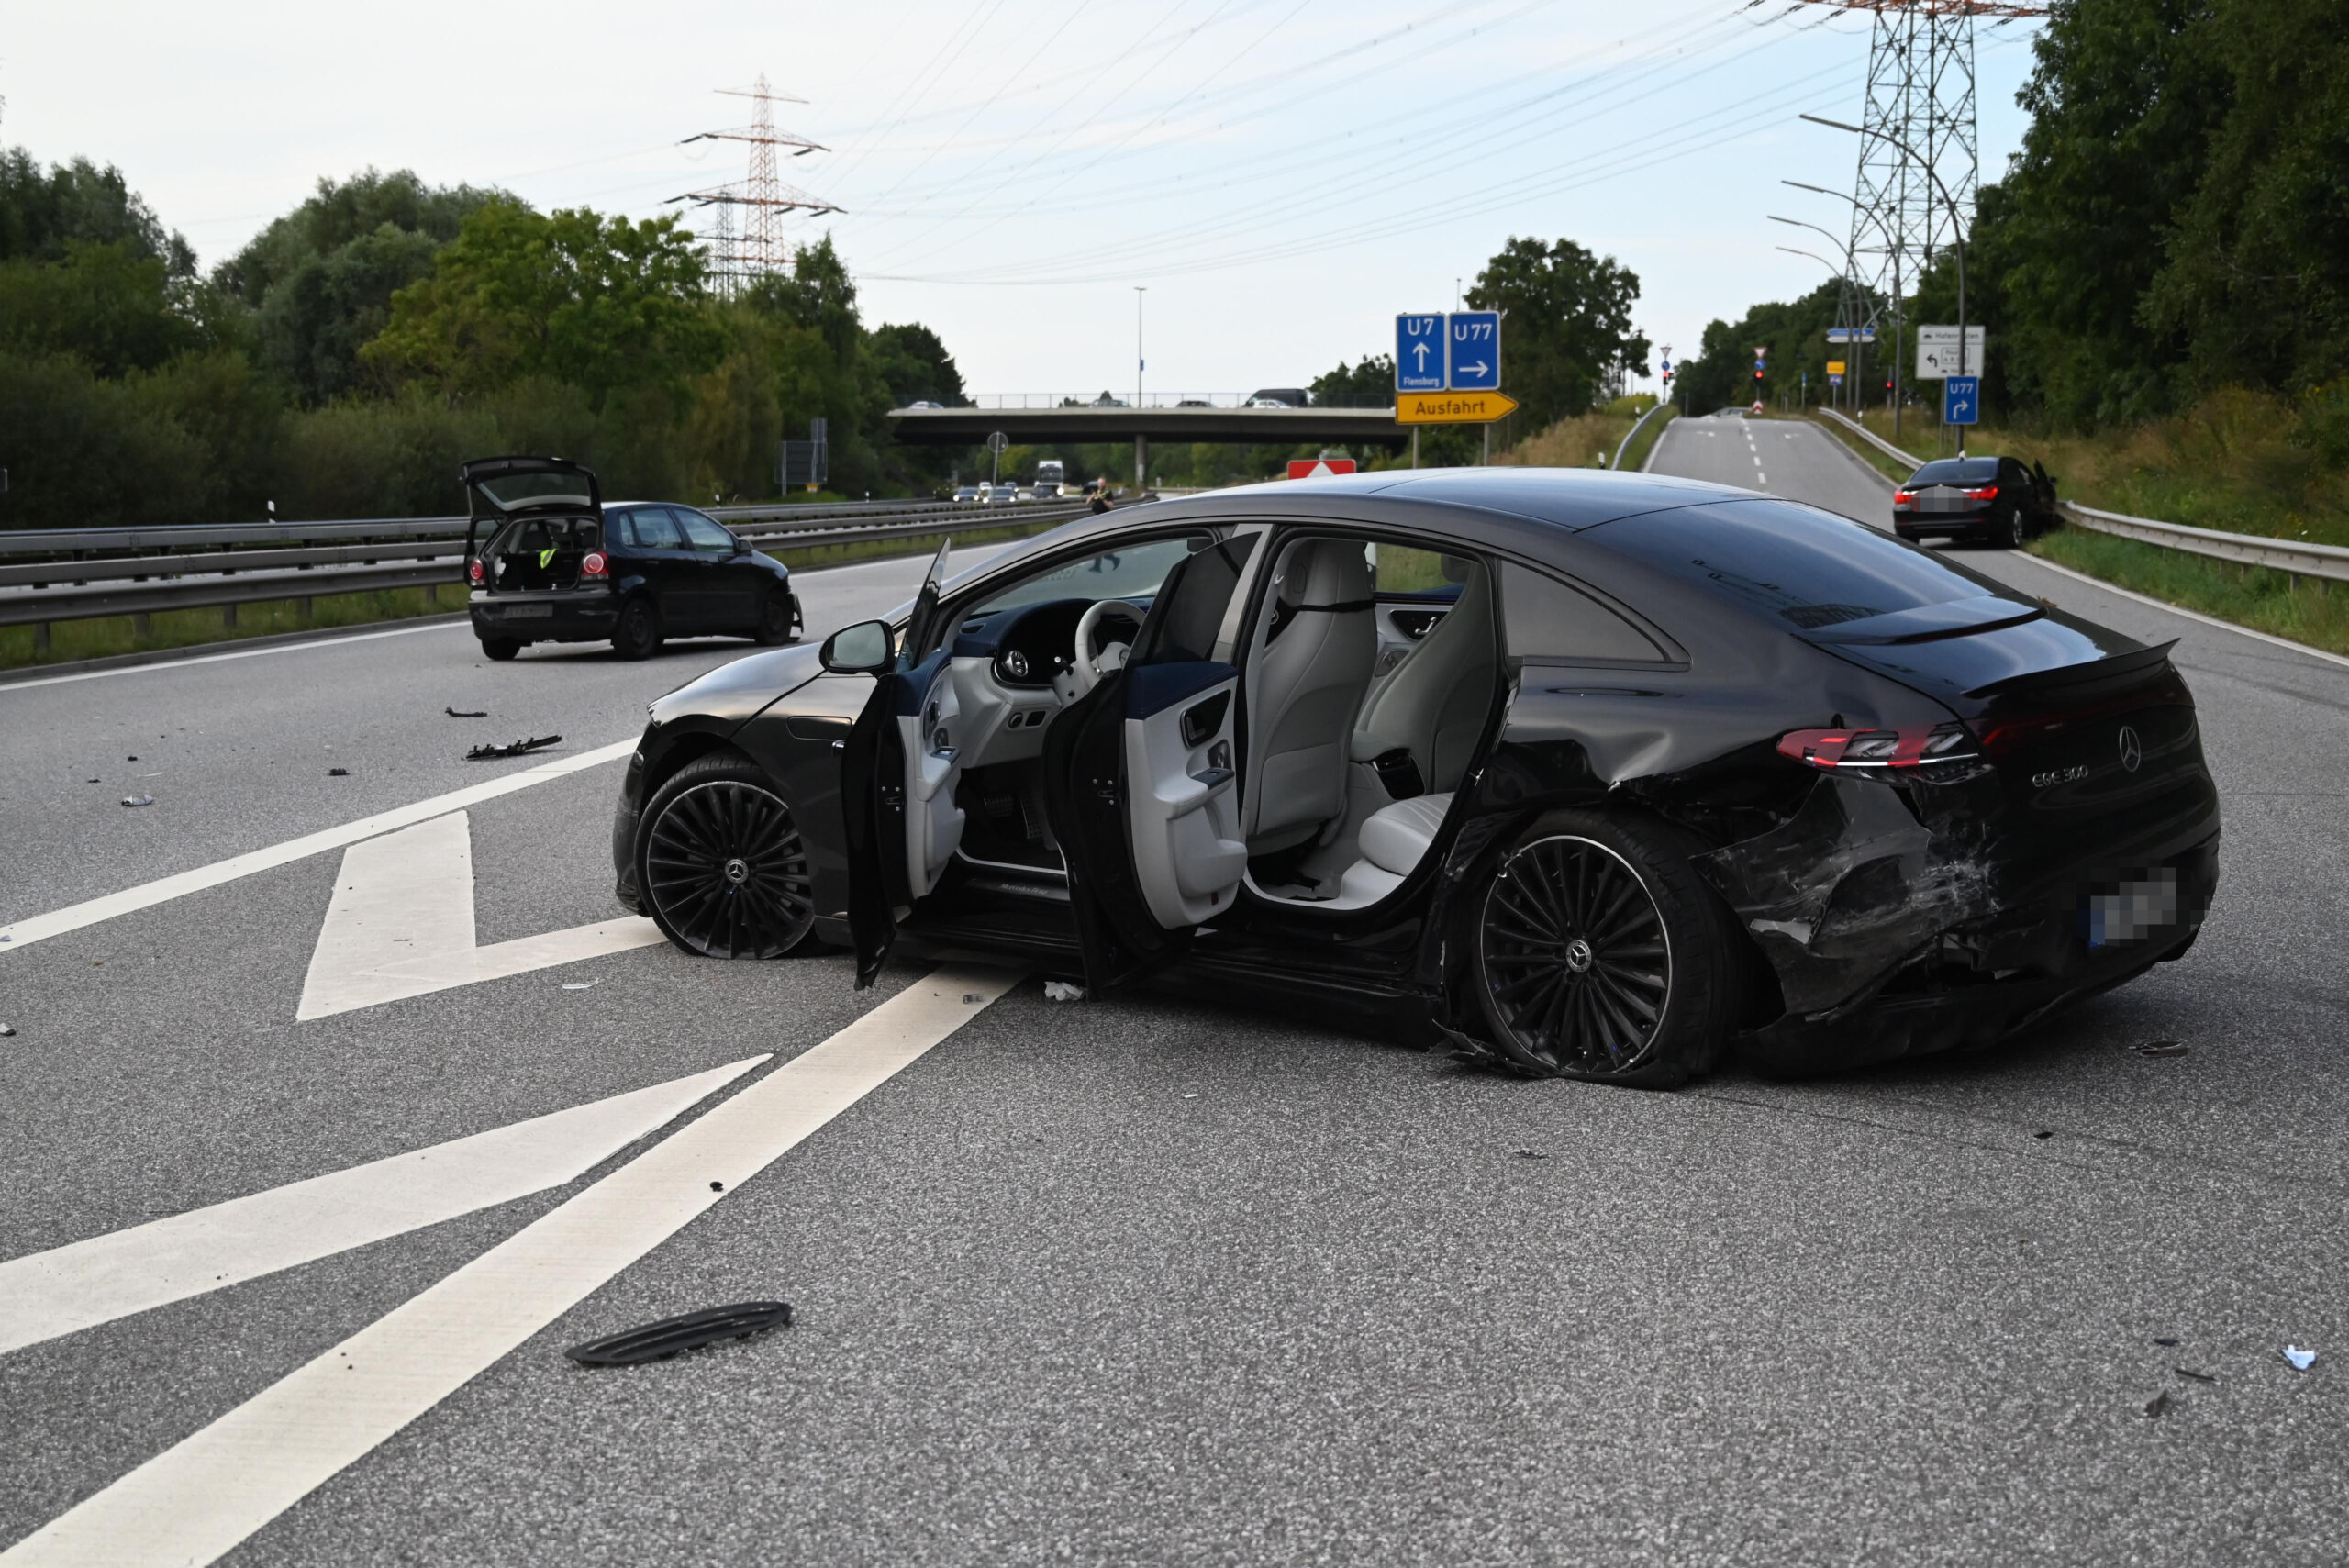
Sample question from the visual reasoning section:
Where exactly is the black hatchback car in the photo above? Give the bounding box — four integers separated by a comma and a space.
463, 456, 800, 661
1894, 453, 2061, 548
608, 468, 2218, 1087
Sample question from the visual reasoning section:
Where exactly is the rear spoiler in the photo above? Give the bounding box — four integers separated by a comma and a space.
1963, 639, 2179, 703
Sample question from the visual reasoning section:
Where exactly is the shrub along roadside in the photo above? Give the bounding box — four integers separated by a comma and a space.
2028, 528, 2349, 658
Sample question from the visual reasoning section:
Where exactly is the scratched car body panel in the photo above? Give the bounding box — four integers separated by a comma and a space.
610, 469, 2219, 1085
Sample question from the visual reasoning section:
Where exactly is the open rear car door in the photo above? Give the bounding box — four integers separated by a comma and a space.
841, 541, 966, 986
1041, 534, 1261, 989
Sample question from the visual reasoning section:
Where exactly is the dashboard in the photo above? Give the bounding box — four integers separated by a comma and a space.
944, 595, 1152, 769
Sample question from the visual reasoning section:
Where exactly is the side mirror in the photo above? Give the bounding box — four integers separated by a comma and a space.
820, 619, 896, 675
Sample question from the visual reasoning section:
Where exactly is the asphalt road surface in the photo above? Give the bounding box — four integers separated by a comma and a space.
4, 461, 2346, 1567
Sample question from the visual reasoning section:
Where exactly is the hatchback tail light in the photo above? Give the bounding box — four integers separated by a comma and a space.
581, 551, 609, 581
468, 558, 484, 585
1778, 722, 1978, 773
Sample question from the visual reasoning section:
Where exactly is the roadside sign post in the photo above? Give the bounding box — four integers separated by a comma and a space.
1395, 315, 1444, 392
1446, 311, 1500, 390
1914, 326, 1987, 382
986, 429, 1008, 485
1286, 457, 1359, 480
1396, 391, 1520, 426
1943, 376, 1979, 428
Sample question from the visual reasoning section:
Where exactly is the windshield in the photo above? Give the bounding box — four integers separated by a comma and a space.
970, 534, 1209, 617
1909, 458, 1999, 485
1591, 499, 1992, 630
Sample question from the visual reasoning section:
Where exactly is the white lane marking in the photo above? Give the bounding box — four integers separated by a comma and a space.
0, 740, 637, 957
0, 1056, 767, 1358
0, 620, 467, 693
0, 964, 1022, 1568
2009, 552, 2349, 673
295, 812, 664, 1020
1757, 473, 1767, 484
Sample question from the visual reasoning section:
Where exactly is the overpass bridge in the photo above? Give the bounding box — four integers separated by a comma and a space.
885, 395, 1406, 485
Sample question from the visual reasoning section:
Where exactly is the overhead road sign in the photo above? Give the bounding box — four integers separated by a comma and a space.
1396, 390, 1519, 426
1943, 376, 1980, 425
1827, 361, 1846, 375
1396, 315, 1444, 392
1916, 325, 1987, 380
1447, 311, 1501, 390
1286, 458, 1359, 479
1827, 327, 1877, 343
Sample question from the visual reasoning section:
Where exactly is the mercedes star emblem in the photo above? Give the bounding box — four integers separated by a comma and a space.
2117, 726, 2143, 773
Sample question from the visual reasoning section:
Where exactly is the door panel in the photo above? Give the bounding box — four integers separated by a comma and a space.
1123, 666, 1244, 925
899, 653, 966, 898
678, 508, 765, 628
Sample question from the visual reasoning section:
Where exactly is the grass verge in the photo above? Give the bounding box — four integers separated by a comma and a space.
2028, 529, 2349, 656
1617, 406, 1677, 473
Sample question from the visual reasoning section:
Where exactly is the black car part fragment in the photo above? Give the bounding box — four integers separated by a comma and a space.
466, 734, 562, 761
564, 1301, 794, 1367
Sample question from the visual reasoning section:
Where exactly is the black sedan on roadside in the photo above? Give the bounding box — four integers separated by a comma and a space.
462, 456, 800, 662
1894, 453, 2061, 548
609, 468, 2218, 1087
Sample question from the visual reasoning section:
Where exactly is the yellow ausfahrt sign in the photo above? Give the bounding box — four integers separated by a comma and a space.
1395, 390, 1520, 425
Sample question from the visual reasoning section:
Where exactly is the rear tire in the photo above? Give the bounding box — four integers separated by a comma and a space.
752, 587, 796, 645
1470, 810, 1742, 1089
479, 638, 522, 662
613, 595, 662, 661
637, 752, 818, 959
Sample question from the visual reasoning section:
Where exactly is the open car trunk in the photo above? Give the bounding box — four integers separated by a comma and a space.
461, 455, 604, 592
481, 514, 603, 593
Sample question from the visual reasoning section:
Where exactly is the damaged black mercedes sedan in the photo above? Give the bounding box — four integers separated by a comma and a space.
608, 468, 2219, 1085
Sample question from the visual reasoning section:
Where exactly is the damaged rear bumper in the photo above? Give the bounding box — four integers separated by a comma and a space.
1697, 773, 2220, 1074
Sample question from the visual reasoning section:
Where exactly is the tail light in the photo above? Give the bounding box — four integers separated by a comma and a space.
1963, 484, 1999, 501
468, 558, 484, 584
1893, 489, 1916, 506
1778, 722, 1978, 773
581, 551, 609, 581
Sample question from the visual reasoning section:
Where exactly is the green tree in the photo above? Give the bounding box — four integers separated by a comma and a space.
0, 242, 195, 377
1310, 353, 1395, 407
1465, 238, 1649, 428
0, 148, 194, 276
365, 202, 725, 408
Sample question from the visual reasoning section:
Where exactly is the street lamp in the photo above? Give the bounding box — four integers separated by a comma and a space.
1768, 214, 1865, 415
1777, 181, 1883, 417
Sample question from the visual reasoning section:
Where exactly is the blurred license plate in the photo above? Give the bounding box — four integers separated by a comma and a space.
504, 605, 553, 619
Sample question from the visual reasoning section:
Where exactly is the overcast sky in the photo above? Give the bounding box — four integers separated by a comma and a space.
4, 0, 2042, 398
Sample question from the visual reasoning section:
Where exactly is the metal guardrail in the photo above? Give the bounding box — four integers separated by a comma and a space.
0, 499, 1097, 632
1610, 402, 1675, 470
1811, 406, 2349, 584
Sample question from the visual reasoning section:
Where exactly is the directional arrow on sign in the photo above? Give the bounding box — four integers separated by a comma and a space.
297, 811, 667, 1020
1456, 361, 1490, 377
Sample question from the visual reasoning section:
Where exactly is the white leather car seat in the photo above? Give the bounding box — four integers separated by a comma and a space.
1336, 791, 1453, 903
1349, 560, 1497, 794
1243, 539, 1377, 852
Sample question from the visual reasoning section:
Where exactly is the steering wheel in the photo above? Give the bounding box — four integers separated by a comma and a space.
1071, 599, 1148, 695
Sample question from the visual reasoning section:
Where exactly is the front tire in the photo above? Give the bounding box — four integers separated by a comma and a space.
1471, 810, 1742, 1088
752, 587, 796, 646
479, 638, 522, 662
613, 595, 663, 661
638, 752, 818, 959
2005, 506, 2028, 549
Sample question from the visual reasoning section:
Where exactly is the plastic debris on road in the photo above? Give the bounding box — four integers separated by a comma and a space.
328, 767, 349, 776
1514, 1149, 1549, 1160
2129, 1039, 2190, 1058
564, 1301, 793, 1367
2144, 1391, 2175, 1418
1043, 980, 1086, 1002
120, 795, 153, 808
445, 707, 488, 718
2175, 1367, 2217, 1383
2284, 1346, 2317, 1370
465, 734, 562, 761
0, 1023, 14, 1036
561, 980, 599, 991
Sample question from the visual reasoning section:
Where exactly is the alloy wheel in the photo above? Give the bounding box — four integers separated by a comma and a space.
1478, 835, 1673, 1074
643, 779, 815, 958
2007, 508, 2027, 548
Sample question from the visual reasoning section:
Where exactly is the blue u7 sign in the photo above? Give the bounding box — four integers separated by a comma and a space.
1448, 311, 1500, 389
1396, 315, 1444, 391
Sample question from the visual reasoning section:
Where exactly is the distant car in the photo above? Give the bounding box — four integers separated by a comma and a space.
1247, 387, 1311, 408
1176, 399, 1212, 408
462, 456, 798, 662
908, 400, 946, 410
1894, 455, 2060, 549
954, 484, 982, 502
1015, 487, 1036, 502
1091, 394, 1130, 407
981, 484, 1019, 505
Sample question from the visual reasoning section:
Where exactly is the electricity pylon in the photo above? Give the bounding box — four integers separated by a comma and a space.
670, 73, 842, 295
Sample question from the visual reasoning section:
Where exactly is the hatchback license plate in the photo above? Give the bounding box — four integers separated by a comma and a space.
504, 604, 553, 619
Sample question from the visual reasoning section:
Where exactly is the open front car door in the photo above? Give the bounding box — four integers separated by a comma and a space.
1042, 534, 1261, 988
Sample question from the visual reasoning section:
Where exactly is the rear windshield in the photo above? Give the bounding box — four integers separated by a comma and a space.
1908, 457, 1999, 484
484, 515, 600, 591
1591, 499, 1987, 630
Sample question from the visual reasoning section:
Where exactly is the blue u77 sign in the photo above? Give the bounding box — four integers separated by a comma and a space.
1448, 311, 1500, 389
1396, 316, 1444, 391
1943, 374, 1980, 426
